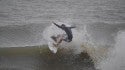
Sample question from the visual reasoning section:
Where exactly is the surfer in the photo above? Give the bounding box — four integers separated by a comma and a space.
51, 22, 76, 46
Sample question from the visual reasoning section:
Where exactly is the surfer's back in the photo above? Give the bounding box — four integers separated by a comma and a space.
53, 22, 76, 42
62, 27, 73, 42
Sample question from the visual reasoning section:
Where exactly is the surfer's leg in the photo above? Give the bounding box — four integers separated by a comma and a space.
61, 34, 70, 42
51, 35, 62, 47
54, 35, 64, 46
53, 43, 58, 47
52, 39, 62, 47
51, 36, 57, 42
52, 34, 66, 46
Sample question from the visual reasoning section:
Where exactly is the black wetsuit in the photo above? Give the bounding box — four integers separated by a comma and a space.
53, 22, 75, 42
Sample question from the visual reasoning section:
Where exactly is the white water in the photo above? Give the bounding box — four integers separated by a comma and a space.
42, 20, 125, 70
98, 31, 125, 70
42, 21, 87, 53
42, 21, 125, 70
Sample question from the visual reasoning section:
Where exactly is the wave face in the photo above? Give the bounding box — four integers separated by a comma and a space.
0, 0, 125, 70
0, 46, 95, 70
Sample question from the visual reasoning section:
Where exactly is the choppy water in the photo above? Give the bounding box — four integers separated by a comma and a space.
0, 47, 95, 70
0, 0, 125, 47
0, 0, 125, 70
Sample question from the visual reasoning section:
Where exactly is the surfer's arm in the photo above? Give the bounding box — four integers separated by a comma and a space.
70, 26, 76, 29
52, 22, 62, 28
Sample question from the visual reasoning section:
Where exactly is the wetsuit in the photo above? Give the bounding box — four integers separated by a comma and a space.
53, 22, 75, 42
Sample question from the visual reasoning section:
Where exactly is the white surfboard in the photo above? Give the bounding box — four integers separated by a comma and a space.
48, 41, 58, 53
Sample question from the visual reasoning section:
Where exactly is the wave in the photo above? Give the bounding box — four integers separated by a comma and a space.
0, 21, 125, 70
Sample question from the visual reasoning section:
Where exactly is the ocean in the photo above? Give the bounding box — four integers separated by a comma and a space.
0, 0, 125, 70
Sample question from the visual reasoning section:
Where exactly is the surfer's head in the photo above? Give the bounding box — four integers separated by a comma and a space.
61, 24, 66, 27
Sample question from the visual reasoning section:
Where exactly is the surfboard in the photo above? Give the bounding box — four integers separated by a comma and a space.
48, 34, 64, 53
48, 41, 58, 53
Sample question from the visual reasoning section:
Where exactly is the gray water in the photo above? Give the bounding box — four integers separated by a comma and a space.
0, 0, 125, 47
0, 0, 125, 70
0, 47, 95, 70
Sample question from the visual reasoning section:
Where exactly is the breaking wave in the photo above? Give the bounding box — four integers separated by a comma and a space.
42, 21, 114, 69
0, 21, 125, 70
